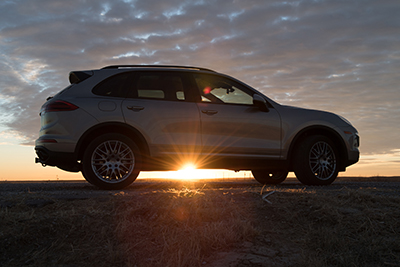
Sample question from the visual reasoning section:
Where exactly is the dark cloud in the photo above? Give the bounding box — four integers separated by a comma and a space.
0, 0, 399, 154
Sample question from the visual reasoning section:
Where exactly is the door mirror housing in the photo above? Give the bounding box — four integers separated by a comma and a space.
253, 94, 269, 112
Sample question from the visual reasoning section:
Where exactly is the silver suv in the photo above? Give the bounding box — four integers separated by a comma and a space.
35, 65, 359, 189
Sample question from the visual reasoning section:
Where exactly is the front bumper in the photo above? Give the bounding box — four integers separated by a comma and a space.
347, 133, 360, 166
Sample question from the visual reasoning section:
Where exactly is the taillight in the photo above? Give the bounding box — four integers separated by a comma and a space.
41, 100, 79, 115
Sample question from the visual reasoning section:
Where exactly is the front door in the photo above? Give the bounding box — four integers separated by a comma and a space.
193, 73, 281, 158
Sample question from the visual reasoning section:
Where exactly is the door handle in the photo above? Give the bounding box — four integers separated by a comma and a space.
127, 106, 144, 111
201, 110, 218, 115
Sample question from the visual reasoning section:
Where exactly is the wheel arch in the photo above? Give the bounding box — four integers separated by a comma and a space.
287, 126, 348, 172
75, 122, 150, 160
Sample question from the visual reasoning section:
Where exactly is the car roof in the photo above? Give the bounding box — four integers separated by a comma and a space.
69, 65, 218, 85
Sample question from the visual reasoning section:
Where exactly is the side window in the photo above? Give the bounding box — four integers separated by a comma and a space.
134, 73, 186, 101
194, 74, 253, 105
92, 72, 131, 97
136, 75, 164, 99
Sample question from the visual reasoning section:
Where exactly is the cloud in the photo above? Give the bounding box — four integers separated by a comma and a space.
0, 0, 399, 154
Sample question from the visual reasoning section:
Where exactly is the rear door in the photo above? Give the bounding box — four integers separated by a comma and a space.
122, 71, 201, 163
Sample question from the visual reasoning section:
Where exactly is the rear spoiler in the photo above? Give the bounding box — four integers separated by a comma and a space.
69, 71, 93, 84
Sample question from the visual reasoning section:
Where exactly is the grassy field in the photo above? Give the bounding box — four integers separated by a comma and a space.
1, 178, 399, 266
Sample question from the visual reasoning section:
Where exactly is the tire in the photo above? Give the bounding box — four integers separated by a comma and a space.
82, 133, 141, 190
251, 170, 288, 185
293, 135, 338, 185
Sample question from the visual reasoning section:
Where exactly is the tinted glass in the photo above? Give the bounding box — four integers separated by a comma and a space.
194, 74, 253, 105
92, 72, 131, 97
135, 73, 186, 101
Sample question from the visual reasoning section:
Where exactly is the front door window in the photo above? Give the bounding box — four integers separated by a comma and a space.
194, 74, 253, 105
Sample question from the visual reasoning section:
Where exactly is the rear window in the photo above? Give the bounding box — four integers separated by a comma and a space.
92, 73, 131, 97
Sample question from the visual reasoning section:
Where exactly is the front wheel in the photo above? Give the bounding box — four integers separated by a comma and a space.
251, 170, 288, 185
82, 134, 141, 190
293, 135, 338, 185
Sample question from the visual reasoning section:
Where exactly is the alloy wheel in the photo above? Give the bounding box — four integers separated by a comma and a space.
91, 140, 135, 183
309, 141, 337, 180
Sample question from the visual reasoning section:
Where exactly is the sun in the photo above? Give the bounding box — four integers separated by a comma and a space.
181, 164, 196, 172
175, 164, 199, 180
140, 163, 230, 180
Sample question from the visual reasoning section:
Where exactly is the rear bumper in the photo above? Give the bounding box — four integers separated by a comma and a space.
35, 146, 81, 172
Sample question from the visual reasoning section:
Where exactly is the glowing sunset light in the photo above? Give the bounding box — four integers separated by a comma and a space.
168, 164, 218, 180
175, 164, 199, 180
181, 163, 197, 172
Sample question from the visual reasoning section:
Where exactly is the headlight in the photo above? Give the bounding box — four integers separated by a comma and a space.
353, 133, 360, 148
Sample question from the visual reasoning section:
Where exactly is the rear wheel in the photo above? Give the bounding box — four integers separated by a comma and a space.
251, 170, 288, 185
293, 135, 338, 185
82, 133, 141, 190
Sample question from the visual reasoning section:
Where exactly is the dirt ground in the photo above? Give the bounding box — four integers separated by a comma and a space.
1, 176, 399, 266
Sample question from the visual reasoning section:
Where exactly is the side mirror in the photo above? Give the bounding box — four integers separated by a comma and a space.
253, 94, 269, 112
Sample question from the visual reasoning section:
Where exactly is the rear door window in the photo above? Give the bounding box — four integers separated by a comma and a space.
128, 72, 187, 101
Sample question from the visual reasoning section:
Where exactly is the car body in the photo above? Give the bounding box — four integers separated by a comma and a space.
35, 65, 359, 189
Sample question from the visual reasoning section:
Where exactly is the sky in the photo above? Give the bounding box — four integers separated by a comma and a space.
0, 0, 399, 181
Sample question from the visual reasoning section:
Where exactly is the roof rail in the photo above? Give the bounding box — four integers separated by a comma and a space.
101, 65, 216, 72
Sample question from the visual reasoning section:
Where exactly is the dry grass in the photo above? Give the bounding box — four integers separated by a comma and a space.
1, 180, 400, 266
114, 187, 257, 266
1, 198, 121, 266
262, 187, 400, 266
0, 185, 258, 266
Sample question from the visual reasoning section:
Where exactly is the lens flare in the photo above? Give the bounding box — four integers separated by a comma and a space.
203, 86, 211, 94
